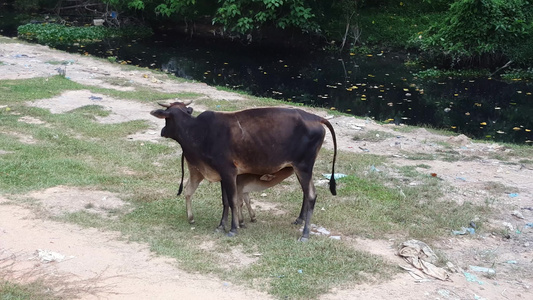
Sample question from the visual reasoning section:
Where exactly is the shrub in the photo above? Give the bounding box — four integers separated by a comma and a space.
417, 0, 533, 68
17, 23, 153, 45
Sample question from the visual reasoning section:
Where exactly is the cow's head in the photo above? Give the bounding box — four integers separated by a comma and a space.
150, 100, 193, 138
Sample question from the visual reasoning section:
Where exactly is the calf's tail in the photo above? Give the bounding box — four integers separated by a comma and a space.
322, 119, 337, 195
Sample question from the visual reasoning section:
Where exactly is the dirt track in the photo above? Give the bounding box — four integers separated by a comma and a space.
1, 38, 532, 299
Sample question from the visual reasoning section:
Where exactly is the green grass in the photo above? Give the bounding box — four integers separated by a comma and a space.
0, 72, 493, 299
353, 130, 395, 142
0, 281, 57, 300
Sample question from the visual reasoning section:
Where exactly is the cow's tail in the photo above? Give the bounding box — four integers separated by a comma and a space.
322, 118, 337, 196
177, 153, 185, 196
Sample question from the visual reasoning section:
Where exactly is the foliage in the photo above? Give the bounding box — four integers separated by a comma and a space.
501, 68, 533, 81
213, 0, 318, 33
17, 23, 153, 45
417, 0, 533, 67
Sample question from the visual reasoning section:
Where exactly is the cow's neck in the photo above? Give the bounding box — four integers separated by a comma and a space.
173, 114, 205, 162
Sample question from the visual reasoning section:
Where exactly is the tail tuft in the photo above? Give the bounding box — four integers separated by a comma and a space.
329, 177, 337, 196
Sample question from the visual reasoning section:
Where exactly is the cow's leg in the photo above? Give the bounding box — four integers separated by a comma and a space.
294, 169, 317, 242
217, 185, 229, 232
183, 166, 204, 224
220, 175, 239, 237
243, 192, 256, 223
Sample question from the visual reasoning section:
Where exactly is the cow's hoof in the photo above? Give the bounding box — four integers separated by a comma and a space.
298, 236, 309, 242
292, 218, 304, 225
188, 219, 196, 225
239, 223, 246, 228
250, 218, 257, 223
226, 231, 237, 237
215, 225, 225, 233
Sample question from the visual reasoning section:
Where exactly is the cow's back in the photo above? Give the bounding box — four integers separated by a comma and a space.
218, 108, 327, 175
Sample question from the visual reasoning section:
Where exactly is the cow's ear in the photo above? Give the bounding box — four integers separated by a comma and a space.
150, 109, 170, 119
186, 107, 193, 114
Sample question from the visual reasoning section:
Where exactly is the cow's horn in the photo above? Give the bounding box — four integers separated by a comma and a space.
158, 102, 170, 108
182, 100, 193, 106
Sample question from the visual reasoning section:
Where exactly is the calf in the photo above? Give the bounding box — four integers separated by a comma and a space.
151, 101, 337, 241
180, 153, 294, 227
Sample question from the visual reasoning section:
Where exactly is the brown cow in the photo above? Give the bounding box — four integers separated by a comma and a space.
151, 101, 337, 241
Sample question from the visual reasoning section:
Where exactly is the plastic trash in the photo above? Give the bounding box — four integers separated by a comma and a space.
505, 260, 517, 264
36, 249, 65, 263
89, 95, 103, 101
469, 265, 495, 275
508, 193, 519, 198
369, 165, 380, 172
322, 173, 347, 180
463, 271, 484, 285
525, 223, 533, 229
452, 227, 475, 235
512, 210, 525, 219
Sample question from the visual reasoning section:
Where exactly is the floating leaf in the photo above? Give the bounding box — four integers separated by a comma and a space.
480, 122, 487, 126
513, 127, 521, 131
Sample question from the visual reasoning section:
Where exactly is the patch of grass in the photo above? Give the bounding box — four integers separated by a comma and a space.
353, 130, 395, 142
415, 164, 432, 169
0, 280, 57, 300
0, 76, 84, 104
401, 151, 436, 161
45, 60, 71, 65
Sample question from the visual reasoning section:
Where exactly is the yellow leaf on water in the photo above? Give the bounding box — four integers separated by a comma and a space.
480, 122, 487, 126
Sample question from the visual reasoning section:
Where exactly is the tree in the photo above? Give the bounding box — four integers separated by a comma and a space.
213, 0, 318, 34
418, 0, 533, 67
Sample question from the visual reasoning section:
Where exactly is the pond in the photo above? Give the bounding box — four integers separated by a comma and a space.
0, 15, 531, 144
58, 34, 533, 145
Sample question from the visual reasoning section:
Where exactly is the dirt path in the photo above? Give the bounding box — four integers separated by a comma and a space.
1, 38, 532, 299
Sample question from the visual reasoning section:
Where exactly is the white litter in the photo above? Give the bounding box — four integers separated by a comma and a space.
36, 249, 66, 263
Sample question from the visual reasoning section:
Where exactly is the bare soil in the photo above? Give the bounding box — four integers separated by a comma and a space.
1, 38, 532, 299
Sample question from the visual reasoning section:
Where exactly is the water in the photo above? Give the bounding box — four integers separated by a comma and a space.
62, 34, 532, 144
1, 15, 531, 143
